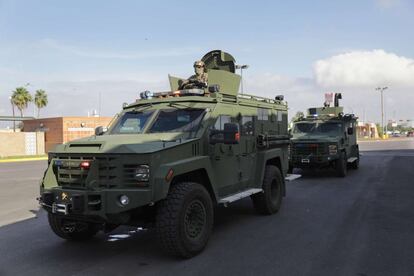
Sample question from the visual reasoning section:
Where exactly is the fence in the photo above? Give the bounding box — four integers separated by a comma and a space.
0, 132, 45, 157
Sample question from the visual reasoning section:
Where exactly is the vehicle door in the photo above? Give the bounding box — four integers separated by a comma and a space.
239, 114, 256, 189
208, 114, 242, 197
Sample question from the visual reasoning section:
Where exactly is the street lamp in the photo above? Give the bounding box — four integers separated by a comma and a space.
235, 64, 249, 94
375, 86, 388, 138
9, 96, 16, 132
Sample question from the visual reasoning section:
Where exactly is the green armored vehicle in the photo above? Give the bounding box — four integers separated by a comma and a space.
289, 93, 359, 177
39, 50, 292, 258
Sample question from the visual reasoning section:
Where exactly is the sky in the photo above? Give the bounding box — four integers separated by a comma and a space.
0, 0, 413, 124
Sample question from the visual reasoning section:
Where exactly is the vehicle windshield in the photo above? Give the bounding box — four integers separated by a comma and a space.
292, 122, 342, 136
149, 108, 206, 134
110, 111, 154, 134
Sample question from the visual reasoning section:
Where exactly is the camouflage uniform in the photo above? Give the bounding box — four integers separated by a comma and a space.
180, 60, 208, 89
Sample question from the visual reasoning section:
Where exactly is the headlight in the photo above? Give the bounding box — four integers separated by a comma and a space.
329, 145, 338, 155
135, 165, 150, 182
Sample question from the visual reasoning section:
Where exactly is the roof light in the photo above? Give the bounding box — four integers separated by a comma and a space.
139, 90, 153, 99
140, 89, 205, 99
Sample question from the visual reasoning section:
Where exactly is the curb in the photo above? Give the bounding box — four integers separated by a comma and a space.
0, 157, 48, 163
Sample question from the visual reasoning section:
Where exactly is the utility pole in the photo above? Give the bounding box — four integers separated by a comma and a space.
9, 96, 16, 132
375, 86, 388, 138
235, 64, 249, 94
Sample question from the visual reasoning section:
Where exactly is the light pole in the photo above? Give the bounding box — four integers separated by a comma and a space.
235, 64, 249, 94
375, 86, 388, 138
9, 96, 16, 132
25, 82, 36, 117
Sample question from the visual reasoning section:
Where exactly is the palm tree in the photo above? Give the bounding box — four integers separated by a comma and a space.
11, 87, 33, 117
34, 89, 48, 118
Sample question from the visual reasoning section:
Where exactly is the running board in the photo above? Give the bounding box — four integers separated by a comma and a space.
219, 188, 263, 206
285, 174, 301, 181
347, 157, 358, 163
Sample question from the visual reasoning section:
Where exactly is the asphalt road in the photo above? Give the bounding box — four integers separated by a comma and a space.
0, 139, 413, 275
0, 160, 46, 226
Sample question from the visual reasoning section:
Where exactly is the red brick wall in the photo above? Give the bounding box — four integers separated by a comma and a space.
62, 117, 112, 143
23, 117, 112, 152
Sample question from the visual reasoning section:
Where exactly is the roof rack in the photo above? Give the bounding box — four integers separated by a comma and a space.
237, 93, 283, 104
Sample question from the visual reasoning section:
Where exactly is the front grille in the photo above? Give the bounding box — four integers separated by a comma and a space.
123, 164, 139, 185
54, 155, 118, 189
55, 156, 92, 188
292, 143, 328, 156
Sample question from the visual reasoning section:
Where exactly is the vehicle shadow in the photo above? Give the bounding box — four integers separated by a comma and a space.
25, 200, 261, 262
292, 166, 359, 179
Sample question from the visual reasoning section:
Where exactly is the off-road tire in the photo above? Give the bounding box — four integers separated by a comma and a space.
251, 165, 283, 215
155, 182, 214, 258
336, 151, 347, 177
47, 213, 99, 241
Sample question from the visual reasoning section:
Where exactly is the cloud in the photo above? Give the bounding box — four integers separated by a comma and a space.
313, 49, 414, 88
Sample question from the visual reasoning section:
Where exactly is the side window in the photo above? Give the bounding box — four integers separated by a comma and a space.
241, 116, 254, 136
257, 108, 269, 121
277, 111, 283, 122
212, 115, 231, 130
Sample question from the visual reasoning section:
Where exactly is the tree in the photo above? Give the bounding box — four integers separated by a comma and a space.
11, 87, 32, 117
34, 89, 48, 118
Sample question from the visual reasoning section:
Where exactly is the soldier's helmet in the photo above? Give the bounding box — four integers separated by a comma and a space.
193, 60, 205, 68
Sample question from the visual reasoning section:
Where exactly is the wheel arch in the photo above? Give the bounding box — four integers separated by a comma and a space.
153, 156, 218, 203
254, 148, 287, 196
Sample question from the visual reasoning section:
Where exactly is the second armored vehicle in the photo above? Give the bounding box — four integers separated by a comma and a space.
289, 93, 359, 177
39, 50, 292, 258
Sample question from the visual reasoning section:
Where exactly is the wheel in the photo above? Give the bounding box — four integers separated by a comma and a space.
47, 213, 99, 241
336, 151, 347, 177
251, 165, 283, 215
155, 182, 214, 258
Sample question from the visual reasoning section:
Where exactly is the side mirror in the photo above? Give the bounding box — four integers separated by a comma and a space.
95, 126, 106, 136
209, 123, 240, 145
347, 127, 354, 135
223, 123, 240, 144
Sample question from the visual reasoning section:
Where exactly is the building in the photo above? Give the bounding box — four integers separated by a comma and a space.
357, 121, 379, 139
23, 116, 112, 152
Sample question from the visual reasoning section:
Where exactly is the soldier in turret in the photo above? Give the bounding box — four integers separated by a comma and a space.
179, 60, 208, 89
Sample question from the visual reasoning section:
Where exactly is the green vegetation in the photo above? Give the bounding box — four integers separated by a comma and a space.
34, 89, 48, 118
11, 87, 32, 117
10, 86, 48, 118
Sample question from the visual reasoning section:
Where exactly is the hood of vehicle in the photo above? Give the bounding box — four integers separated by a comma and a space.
52, 133, 196, 154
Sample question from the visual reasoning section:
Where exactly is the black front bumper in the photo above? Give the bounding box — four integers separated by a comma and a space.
39, 187, 152, 223
290, 154, 339, 168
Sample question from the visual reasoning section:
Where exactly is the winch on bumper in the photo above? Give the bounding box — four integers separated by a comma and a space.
39, 188, 153, 219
